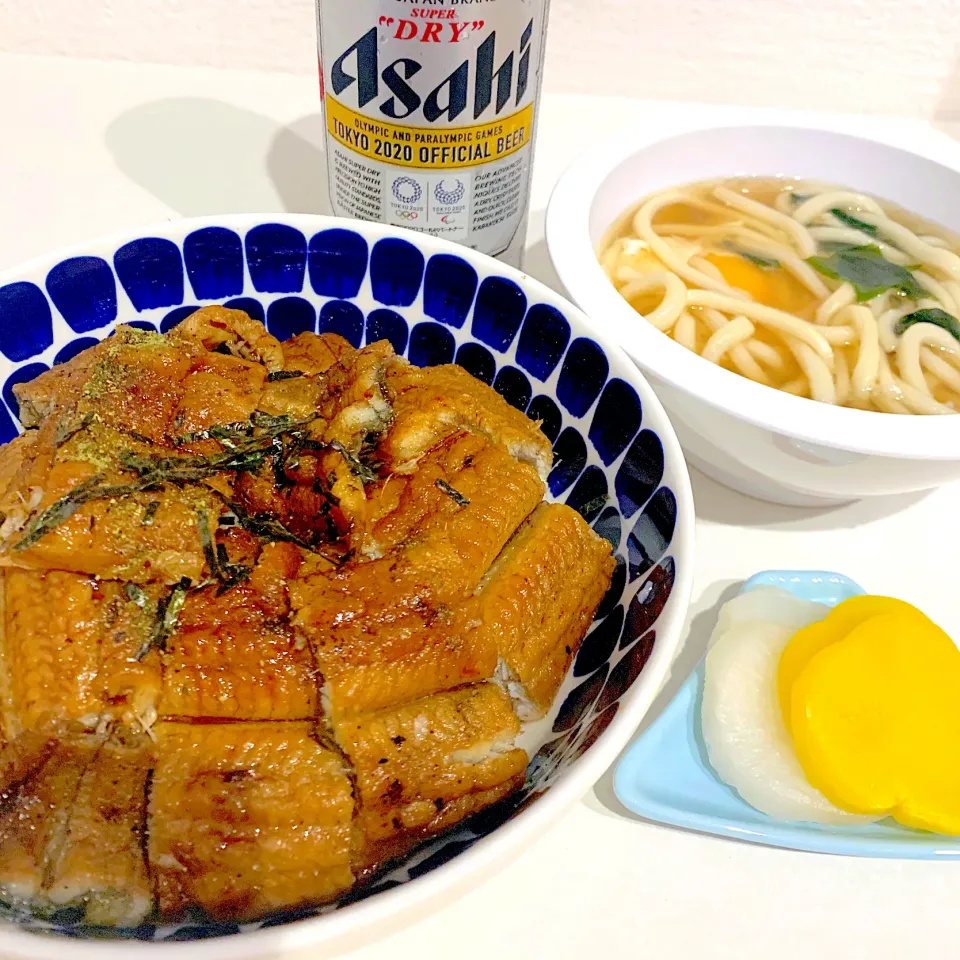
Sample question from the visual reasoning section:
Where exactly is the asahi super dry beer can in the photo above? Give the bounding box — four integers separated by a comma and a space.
316, 0, 551, 267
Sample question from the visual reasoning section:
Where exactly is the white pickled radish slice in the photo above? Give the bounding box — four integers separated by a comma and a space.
710, 586, 828, 647
701, 588, 883, 825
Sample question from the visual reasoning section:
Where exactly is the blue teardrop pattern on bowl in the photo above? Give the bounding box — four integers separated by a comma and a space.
526, 394, 562, 443
318, 300, 364, 347
245, 225, 307, 294
407, 838, 478, 880
593, 506, 622, 551
589, 379, 642, 466
0, 282, 54, 361
308, 228, 368, 299
408, 321, 454, 367
555, 338, 608, 418
492, 365, 532, 411
224, 297, 265, 325
370, 238, 425, 307
366, 308, 408, 354
455, 342, 496, 385
471, 276, 526, 351
565, 703, 620, 764
114, 239, 185, 312
595, 554, 627, 622
598, 629, 657, 715
183, 228, 244, 301
0, 399, 16, 443
55, 337, 100, 366
566, 465, 608, 523
616, 430, 665, 519
527, 727, 583, 792
620, 557, 676, 649
533, 727, 579, 765
424, 254, 478, 329
574, 605, 625, 677
160, 305, 200, 333
267, 297, 316, 341
0, 232, 689, 942
548, 427, 587, 497
3, 361, 47, 421
553, 664, 609, 733
627, 487, 677, 581
163, 924, 243, 943
515, 303, 570, 381
46, 257, 118, 333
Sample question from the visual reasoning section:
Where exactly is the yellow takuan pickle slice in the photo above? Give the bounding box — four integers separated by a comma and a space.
788, 609, 960, 833
777, 596, 925, 729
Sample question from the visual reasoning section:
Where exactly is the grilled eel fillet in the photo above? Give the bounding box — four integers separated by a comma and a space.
0, 729, 98, 908
0, 312, 618, 924
335, 683, 527, 874
0, 545, 317, 731
148, 722, 354, 921
380, 360, 554, 480
0, 569, 164, 737
291, 431, 545, 718
0, 724, 152, 924
480, 503, 618, 719
0, 317, 353, 583
158, 543, 320, 721
42, 728, 153, 926
0, 414, 227, 583
0, 322, 267, 582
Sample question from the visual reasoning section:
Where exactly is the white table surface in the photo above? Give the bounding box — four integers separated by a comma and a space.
1, 51, 958, 960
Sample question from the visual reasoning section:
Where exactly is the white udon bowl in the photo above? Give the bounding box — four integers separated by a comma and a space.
546, 124, 960, 506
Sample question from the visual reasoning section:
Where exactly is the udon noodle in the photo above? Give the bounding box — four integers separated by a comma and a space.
600, 178, 960, 414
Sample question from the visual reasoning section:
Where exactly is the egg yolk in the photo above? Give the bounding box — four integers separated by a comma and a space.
776, 595, 924, 730
786, 605, 960, 834
703, 254, 815, 315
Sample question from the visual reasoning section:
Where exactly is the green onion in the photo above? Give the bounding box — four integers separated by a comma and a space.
830, 209, 878, 236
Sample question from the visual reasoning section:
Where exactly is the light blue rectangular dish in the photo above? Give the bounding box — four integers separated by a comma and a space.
613, 569, 960, 859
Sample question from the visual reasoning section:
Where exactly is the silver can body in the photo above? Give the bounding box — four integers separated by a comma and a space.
316, 0, 551, 267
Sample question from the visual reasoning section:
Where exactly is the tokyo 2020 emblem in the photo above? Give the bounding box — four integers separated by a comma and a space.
434, 179, 465, 205
392, 177, 422, 204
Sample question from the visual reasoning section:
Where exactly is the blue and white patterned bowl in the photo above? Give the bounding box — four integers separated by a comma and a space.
0, 216, 695, 958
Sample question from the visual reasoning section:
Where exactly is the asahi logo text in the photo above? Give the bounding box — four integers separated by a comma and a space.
331, 19, 533, 123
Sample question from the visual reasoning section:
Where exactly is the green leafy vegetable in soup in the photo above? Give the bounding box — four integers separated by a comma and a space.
894, 308, 960, 343
808, 244, 927, 302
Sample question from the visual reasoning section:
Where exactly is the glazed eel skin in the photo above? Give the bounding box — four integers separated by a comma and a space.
0, 307, 615, 924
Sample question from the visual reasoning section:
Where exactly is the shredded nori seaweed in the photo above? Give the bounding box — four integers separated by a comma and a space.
137, 577, 191, 659
435, 479, 470, 508
330, 441, 378, 485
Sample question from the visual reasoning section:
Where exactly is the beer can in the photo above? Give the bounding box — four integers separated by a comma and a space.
315, 0, 551, 267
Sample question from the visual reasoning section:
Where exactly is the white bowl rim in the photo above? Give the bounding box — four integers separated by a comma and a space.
545, 122, 960, 461
0, 213, 696, 958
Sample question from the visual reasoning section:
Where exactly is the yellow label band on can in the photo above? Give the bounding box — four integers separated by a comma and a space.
325, 98, 535, 171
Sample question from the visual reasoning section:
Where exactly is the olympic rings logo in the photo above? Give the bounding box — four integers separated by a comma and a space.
396, 210, 419, 220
